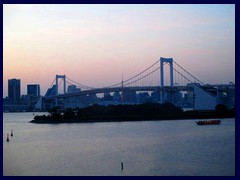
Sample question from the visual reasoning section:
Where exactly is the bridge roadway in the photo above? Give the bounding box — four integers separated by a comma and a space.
44, 86, 193, 100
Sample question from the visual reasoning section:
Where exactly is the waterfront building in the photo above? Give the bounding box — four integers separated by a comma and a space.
27, 84, 40, 97
8, 78, 21, 104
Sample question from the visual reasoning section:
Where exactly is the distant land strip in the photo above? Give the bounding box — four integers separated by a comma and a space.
30, 103, 235, 124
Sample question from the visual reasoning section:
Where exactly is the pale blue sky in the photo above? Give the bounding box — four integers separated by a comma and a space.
3, 4, 235, 96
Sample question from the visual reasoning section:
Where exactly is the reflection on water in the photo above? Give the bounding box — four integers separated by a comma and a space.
3, 113, 235, 176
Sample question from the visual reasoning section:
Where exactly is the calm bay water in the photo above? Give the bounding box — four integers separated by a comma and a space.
3, 112, 235, 176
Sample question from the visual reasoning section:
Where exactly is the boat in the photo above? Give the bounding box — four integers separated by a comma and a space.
195, 120, 221, 125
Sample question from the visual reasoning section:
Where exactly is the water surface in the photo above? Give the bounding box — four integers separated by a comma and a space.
3, 113, 235, 176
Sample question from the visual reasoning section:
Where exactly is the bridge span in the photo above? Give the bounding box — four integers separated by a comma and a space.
44, 85, 193, 100
40, 57, 235, 110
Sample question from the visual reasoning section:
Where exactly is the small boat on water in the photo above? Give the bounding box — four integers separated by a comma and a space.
195, 120, 221, 125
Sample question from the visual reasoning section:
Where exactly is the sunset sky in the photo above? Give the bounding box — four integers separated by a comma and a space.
3, 4, 235, 97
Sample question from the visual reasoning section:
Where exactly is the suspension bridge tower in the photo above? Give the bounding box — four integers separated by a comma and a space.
160, 57, 174, 103
160, 57, 174, 87
55, 75, 66, 106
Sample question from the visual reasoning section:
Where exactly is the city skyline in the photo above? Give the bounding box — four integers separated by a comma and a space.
3, 4, 235, 98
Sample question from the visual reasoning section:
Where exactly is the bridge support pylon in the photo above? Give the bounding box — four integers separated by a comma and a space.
160, 57, 174, 103
160, 57, 174, 87
55, 75, 66, 106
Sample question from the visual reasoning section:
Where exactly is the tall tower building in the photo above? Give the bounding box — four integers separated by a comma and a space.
8, 78, 21, 104
27, 84, 40, 97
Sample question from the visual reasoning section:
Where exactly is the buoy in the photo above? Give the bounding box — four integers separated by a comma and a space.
10, 130, 13, 137
6, 133, 9, 142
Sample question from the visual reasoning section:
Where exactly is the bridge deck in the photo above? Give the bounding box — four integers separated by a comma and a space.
44, 84, 234, 100
44, 86, 193, 100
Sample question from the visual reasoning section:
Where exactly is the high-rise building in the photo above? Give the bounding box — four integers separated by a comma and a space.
8, 78, 21, 104
27, 84, 40, 97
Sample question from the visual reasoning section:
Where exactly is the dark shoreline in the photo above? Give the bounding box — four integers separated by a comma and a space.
30, 103, 235, 124
30, 115, 235, 124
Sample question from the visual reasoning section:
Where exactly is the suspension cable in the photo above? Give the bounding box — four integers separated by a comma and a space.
66, 80, 85, 89
66, 76, 96, 89
107, 59, 160, 88
48, 77, 56, 88
173, 60, 204, 85
58, 78, 63, 86
124, 67, 160, 86
166, 63, 193, 84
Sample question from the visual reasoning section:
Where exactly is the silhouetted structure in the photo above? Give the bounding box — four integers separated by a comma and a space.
40, 57, 235, 111
67, 85, 81, 93
8, 78, 21, 104
27, 84, 40, 97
